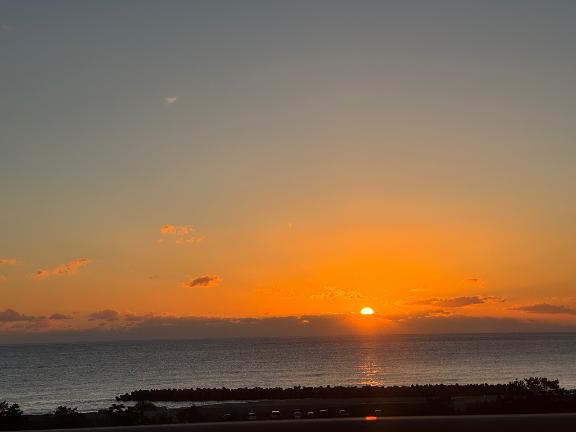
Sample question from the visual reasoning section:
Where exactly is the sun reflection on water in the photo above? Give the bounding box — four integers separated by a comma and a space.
357, 340, 384, 386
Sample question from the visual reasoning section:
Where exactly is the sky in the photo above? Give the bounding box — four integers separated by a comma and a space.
1, 0, 576, 342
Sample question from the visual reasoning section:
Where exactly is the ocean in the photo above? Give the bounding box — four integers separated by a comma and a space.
2, 333, 576, 414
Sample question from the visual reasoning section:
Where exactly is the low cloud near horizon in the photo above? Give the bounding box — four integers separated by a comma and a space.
512, 303, 576, 316
49, 313, 73, 320
0, 309, 40, 323
0, 308, 73, 330
88, 310, 120, 321
2, 308, 576, 344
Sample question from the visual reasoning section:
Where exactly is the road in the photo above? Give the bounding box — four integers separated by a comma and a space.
17, 413, 576, 432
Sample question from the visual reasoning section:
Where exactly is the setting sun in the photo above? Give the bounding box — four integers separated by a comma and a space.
360, 307, 375, 315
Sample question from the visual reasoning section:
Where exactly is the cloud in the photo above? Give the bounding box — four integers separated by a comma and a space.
160, 224, 192, 235
387, 309, 452, 322
164, 96, 178, 104
88, 310, 120, 321
0, 309, 73, 328
184, 275, 221, 288
0, 258, 18, 266
158, 224, 202, 244
0, 309, 41, 322
34, 258, 91, 280
124, 313, 154, 322
312, 286, 368, 300
4, 309, 576, 344
107, 314, 355, 339
49, 313, 73, 320
512, 303, 576, 316
437, 296, 487, 307
406, 295, 503, 308
386, 314, 575, 334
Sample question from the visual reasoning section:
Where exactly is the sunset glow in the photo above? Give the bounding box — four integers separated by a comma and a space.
360, 307, 375, 316
1, 1, 576, 344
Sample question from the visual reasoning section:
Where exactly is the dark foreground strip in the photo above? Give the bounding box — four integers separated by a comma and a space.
16, 413, 576, 432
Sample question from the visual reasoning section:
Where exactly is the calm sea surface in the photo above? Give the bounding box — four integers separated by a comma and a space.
2, 333, 576, 414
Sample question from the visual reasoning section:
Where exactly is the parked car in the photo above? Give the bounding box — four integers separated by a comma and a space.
270, 410, 281, 419
293, 410, 303, 419
338, 409, 349, 417
247, 412, 257, 421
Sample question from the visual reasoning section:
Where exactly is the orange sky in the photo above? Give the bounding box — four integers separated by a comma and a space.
2, 1, 576, 342
2, 206, 576, 341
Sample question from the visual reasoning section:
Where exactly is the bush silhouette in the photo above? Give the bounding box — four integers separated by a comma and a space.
105, 404, 139, 425
53, 406, 86, 428
0, 401, 24, 430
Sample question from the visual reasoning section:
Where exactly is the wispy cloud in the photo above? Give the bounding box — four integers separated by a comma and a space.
164, 96, 178, 105
512, 303, 576, 316
183, 275, 221, 288
437, 296, 489, 307
88, 310, 120, 321
386, 309, 452, 322
312, 286, 369, 300
0, 258, 18, 266
34, 258, 91, 279
467, 278, 484, 287
160, 224, 191, 235
405, 295, 504, 308
158, 224, 202, 244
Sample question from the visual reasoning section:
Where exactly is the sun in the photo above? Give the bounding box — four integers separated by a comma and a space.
360, 307, 375, 315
